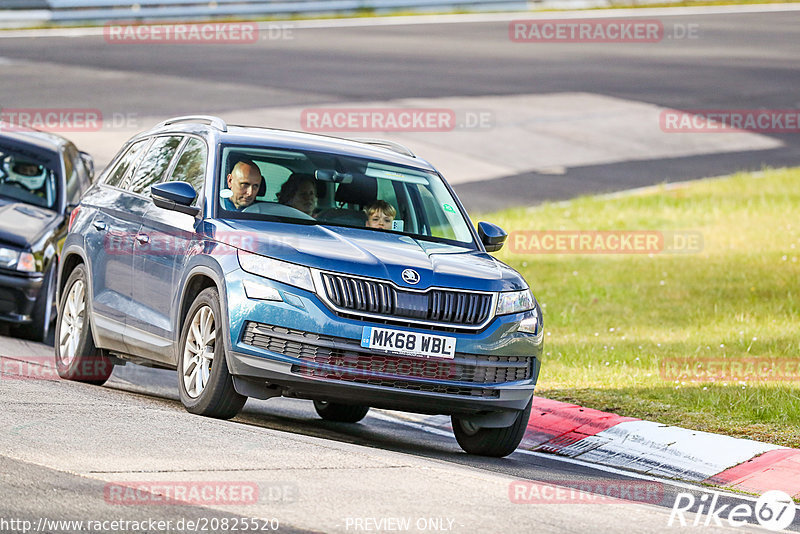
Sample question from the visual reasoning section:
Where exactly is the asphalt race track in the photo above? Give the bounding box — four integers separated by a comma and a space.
1, 7, 799, 210
1, 334, 795, 533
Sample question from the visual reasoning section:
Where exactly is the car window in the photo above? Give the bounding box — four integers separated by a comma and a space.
218, 145, 475, 247
253, 161, 292, 202
105, 139, 148, 188
63, 146, 74, 183
0, 148, 59, 210
168, 137, 207, 205
64, 144, 83, 204
127, 135, 183, 195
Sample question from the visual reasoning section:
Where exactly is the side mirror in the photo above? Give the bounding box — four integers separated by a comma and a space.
151, 181, 200, 217
478, 221, 507, 252
79, 151, 95, 182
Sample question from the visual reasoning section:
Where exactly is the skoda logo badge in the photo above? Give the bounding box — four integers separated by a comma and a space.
401, 269, 420, 285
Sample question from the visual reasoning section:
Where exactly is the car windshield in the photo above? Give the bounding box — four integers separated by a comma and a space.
218, 145, 476, 247
0, 148, 58, 210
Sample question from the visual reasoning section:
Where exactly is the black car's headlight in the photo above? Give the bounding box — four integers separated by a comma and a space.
496, 288, 535, 316
0, 246, 35, 273
237, 250, 314, 293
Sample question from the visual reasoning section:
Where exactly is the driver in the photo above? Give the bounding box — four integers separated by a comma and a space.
221, 160, 262, 211
13, 162, 42, 177
2, 157, 48, 196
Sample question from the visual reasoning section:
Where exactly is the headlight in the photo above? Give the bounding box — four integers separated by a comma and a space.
496, 288, 534, 316
237, 250, 314, 293
0, 247, 17, 268
0, 247, 35, 273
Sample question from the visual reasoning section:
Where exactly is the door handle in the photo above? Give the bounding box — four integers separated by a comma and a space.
135, 234, 150, 245
92, 220, 106, 231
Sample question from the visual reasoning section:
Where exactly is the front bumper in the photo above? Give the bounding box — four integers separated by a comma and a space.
0, 270, 43, 324
223, 269, 543, 417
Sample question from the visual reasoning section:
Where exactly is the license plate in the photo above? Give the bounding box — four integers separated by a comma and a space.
361, 327, 456, 360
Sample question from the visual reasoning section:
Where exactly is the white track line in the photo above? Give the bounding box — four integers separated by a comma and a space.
369, 410, 764, 503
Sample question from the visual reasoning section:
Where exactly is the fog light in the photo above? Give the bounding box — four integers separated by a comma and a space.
518, 316, 539, 335
243, 280, 282, 301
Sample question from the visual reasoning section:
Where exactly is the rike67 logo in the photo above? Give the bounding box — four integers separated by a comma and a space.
669, 490, 796, 531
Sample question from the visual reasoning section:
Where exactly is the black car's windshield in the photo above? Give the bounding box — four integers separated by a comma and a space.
218, 145, 476, 247
0, 148, 58, 210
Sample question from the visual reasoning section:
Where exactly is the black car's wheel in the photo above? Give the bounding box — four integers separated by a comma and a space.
313, 400, 370, 423
54, 264, 112, 385
177, 287, 246, 419
15, 261, 56, 343
451, 397, 533, 457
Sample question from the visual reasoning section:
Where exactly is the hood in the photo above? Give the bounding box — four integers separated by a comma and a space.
0, 199, 59, 249
207, 219, 527, 292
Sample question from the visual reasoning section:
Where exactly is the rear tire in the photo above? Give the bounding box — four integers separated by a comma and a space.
177, 287, 246, 419
313, 400, 369, 423
451, 397, 532, 457
54, 264, 112, 385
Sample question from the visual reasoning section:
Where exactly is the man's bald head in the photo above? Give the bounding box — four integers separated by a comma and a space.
227, 160, 262, 209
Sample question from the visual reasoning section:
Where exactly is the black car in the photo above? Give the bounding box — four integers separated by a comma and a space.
0, 126, 94, 341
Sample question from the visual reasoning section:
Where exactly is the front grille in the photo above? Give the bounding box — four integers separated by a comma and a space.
242, 322, 532, 396
319, 272, 493, 327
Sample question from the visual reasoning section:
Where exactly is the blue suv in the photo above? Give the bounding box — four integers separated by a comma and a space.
56, 116, 542, 457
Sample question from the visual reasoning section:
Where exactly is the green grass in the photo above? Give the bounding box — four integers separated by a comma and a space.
481, 168, 800, 448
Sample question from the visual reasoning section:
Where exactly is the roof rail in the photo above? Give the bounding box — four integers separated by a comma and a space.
351, 138, 415, 158
156, 115, 227, 132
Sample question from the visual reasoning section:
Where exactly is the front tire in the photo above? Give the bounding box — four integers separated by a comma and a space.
451, 397, 533, 457
177, 287, 246, 419
313, 400, 369, 423
15, 261, 56, 343
54, 264, 112, 385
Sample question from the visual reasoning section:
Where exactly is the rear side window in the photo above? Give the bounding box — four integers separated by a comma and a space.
105, 140, 148, 188
168, 138, 208, 205
127, 135, 183, 195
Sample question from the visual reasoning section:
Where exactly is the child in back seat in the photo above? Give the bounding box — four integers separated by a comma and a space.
365, 200, 396, 230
